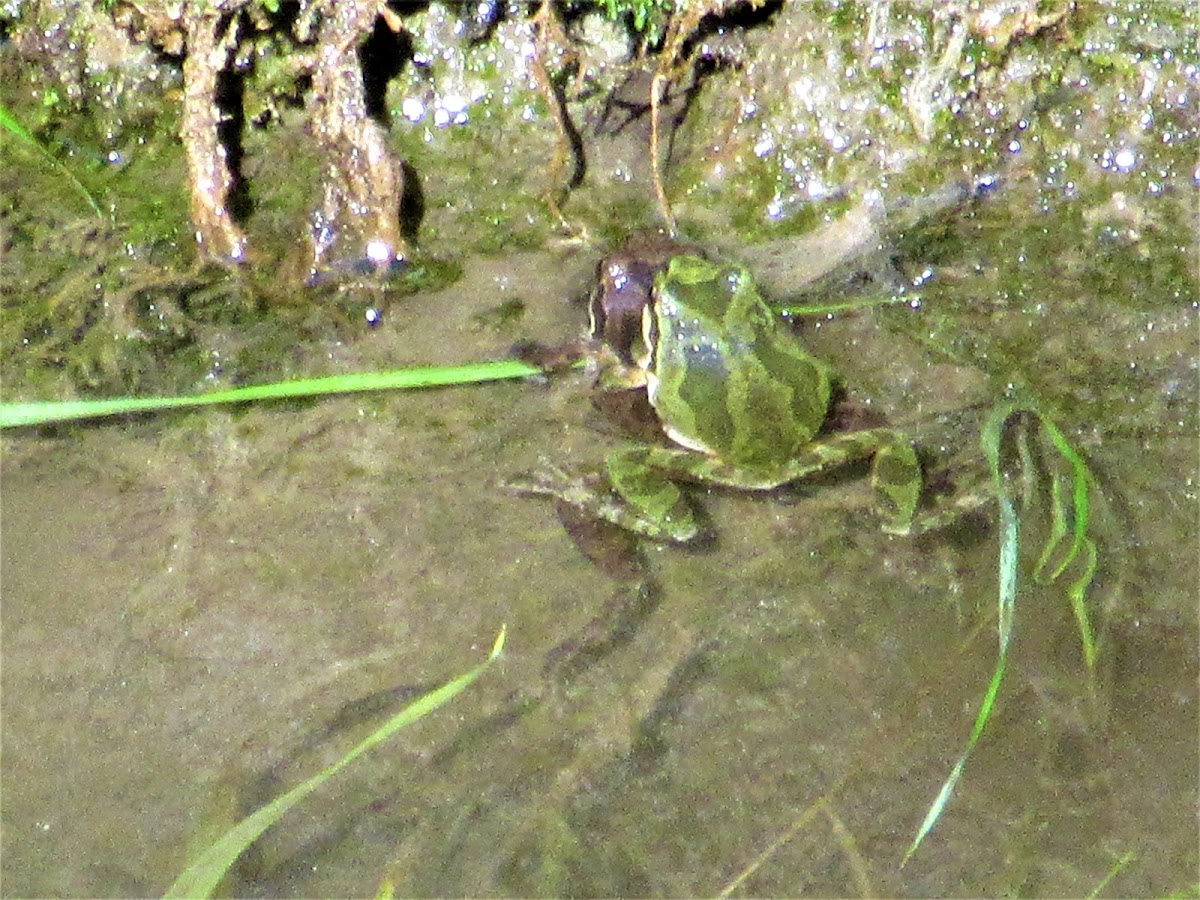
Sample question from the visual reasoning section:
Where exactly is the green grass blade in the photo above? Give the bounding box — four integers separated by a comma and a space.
1038, 429, 1090, 581
1, 102, 104, 219
163, 627, 507, 900
778, 293, 909, 318
981, 406, 1021, 657
903, 470, 1018, 865
906, 402, 1102, 862
1068, 538, 1100, 670
1032, 416, 1095, 578
1034, 473, 1071, 575
0, 360, 543, 429
1029, 414, 1099, 669
1086, 850, 1137, 898
1014, 417, 1038, 510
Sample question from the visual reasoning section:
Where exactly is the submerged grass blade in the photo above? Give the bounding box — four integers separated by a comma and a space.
778, 293, 909, 318
1067, 537, 1100, 670
0, 360, 544, 429
905, 402, 1101, 863
164, 627, 506, 900
1, 102, 104, 219
1031, 414, 1099, 668
1086, 850, 1137, 898
903, 479, 1018, 866
1035, 473, 1071, 575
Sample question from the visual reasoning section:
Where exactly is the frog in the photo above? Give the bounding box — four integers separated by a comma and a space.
517, 240, 924, 545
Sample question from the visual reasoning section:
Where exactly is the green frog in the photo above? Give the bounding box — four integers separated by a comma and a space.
519, 239, 924, 544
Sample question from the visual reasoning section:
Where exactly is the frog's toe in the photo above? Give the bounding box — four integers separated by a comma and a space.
501, 460, 579, 497
870, 441, 922, 535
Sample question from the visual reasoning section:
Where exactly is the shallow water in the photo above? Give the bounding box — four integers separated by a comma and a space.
3, 181, 1197, 899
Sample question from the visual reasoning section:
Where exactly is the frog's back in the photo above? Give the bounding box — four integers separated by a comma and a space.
653, 257, 833, 471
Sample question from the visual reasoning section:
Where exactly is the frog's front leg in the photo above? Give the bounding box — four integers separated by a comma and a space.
503, 455, 700, 543
604, 447, 702, 542
906, 461, 997, 536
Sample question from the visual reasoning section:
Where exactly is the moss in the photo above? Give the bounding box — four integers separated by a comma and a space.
3, 0, 1195, 407
597, 0, 676, 44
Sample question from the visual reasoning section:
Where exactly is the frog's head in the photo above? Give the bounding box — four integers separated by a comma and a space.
589, 232, 702, 365
589, 253, 659, 367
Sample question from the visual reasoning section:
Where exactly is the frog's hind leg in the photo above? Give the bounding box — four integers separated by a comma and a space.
867, 435, 923, 536
906, 462, 997, 536
647, 430, 922, 536
782, 429, 922, 535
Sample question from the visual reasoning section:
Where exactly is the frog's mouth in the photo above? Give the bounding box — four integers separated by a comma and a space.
638, 300, 659, 374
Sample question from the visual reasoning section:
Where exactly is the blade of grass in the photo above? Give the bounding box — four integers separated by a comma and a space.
905, 402, 1101, 863
1034, 473, 1071, 573
1030, 414, 1100, 669
164, 626, 506, 900
902, 442, 1019, 865
1086, 850, 1137, 899
778, 293, 910, 318
1, 101, 104, 219
1066, 538, 1099, 670
1035, 415, 1094, 582
0, 359, 544, 429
